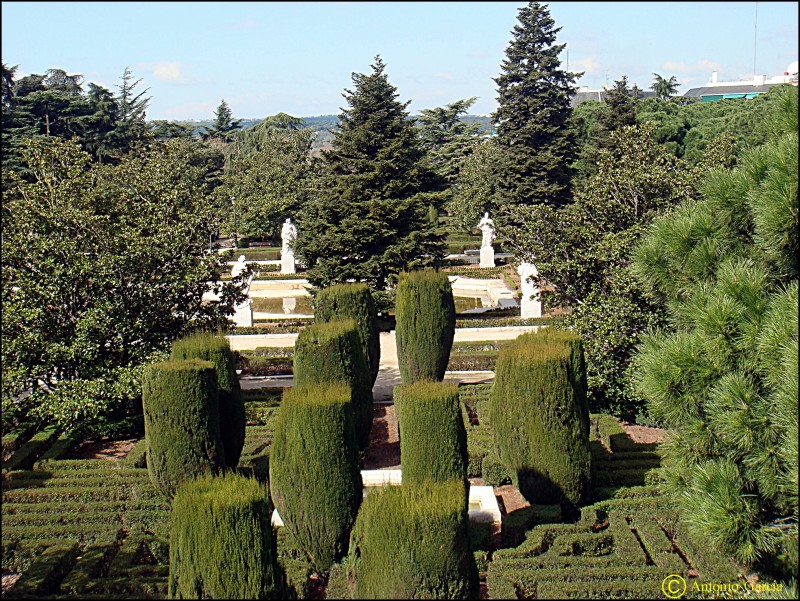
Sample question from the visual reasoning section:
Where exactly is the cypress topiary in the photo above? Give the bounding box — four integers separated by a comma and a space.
395, 270, 456, 384
315, 282, 381, 386
395, 381, 467, 485
294, 319, 373, 451
348, 479, 478, 599
142, 359, 225, 499
489, 334, 592, 507
171, 331, 246, 469
169, 472, 285, 599
269, 382, 362, 572
529, 328, 590, 439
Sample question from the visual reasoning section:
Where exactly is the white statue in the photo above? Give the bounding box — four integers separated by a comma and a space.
230, 254, 254, 327
231, 254, 247, 278
517, 261, 541, 318
281, 218, 297, 254
477, 212, 496, 248
280, 218, 298, 275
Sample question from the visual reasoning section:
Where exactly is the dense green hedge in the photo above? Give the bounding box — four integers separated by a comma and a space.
395, 381, 467, 485
395, 270, 456, 384
293, 319, 373, 451
142, 359, 225, 499
171, 332, 245, 469
348, 480, 477, 599
315, 283, 381, 387
269, 383, 362, 572
169, 472, 284, 599
530, 328, 590, 438
490, 335, 592, 507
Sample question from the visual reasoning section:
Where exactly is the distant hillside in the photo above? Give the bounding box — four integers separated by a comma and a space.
160, 114, 494, 151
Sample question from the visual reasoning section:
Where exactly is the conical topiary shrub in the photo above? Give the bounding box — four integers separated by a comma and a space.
142, 358, 226, 499
395, 270, 456, 384
529, 328, 590, 438
395, 380, 467, 486
489, 333, 592, 507
294, 319, 373, 451
171, 331, 245, 469
348, 479, 478, 599
315, 282, 381, 386
269, 382, 362, 572
169, 472, 285, 599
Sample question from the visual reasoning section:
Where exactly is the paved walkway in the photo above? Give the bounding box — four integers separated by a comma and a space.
231, 325, 541, 401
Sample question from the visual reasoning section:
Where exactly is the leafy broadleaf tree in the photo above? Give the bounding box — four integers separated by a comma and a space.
445, 137, 503, 234
1, 137, 248, 430
295, 56, 444, 305
493, 1, 580, 210
632, 85, 798, 573
218, 114, 317, 242
503, 122, 735, 418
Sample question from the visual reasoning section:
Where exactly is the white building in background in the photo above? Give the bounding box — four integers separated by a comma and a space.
684, 61, 798, 102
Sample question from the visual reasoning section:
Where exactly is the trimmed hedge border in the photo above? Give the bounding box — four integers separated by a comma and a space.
3, 426, 61, 472
6, 541, 79, 598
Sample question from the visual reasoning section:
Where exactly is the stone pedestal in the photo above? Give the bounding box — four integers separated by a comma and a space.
232, 299, 253, 327
281, 252, 296, 275
479, 246, 495, 268
282, 297, 296, 314
520, 292, 542, 318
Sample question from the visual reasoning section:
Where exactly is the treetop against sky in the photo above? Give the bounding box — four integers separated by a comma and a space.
1, 2, 798, 119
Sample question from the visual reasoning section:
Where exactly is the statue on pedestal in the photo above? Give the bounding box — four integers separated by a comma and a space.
477, 212, 496, 268
517, 261, 541, 318
281, 218, 298, 275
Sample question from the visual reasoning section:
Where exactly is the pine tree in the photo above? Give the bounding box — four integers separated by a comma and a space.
112, 67, 150, 152
493, 2, 580, 209
203, 99, 242, 143
632, 86, 798, 574
295, 56, 444, 304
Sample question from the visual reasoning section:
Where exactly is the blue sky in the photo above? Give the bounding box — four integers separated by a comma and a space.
2, 2, 797, 120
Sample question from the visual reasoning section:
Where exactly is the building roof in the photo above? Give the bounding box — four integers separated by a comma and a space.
684, 84, 776, 98
571, 89, 656, 108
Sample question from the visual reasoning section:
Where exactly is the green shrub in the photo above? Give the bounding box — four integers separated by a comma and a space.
269, 383, 362, 572
533, 328, 590, 438
490, 335, 592, 507
395, 270, 456, 384
169, 472, 284, 599
141, 359, 225, 499
293, 319, 373, 451
315, 283, 381, 387
395, 381, 467, 485
481, 451, 511, 486
349, 479, 478, 599
171, 331, 246, 470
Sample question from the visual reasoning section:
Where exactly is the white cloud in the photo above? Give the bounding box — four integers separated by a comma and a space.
153, 62, 189, 84
662, 59, 720, 75
570, 55, 601, 74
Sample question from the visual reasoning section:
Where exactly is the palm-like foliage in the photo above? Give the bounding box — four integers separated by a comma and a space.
651, 73, 680, 100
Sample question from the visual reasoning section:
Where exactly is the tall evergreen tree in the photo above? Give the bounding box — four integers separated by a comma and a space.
574, 75, 639, 181
493, 1, 580, 209
295, 56, 444, 305
113, 66, 150, 150
415, 97, 480, 208
632, 86, 798, 574
202, 99, 242, 143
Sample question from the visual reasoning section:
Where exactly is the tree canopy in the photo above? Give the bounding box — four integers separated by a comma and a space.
295, 56, 444, 305
2, 137, 248, 430
493, 1, 580, 210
